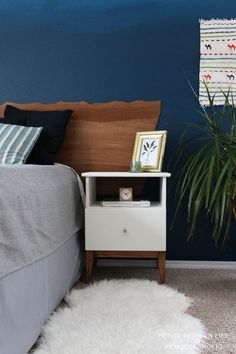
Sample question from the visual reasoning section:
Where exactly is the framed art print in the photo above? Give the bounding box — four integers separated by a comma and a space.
132, 131, 167, 172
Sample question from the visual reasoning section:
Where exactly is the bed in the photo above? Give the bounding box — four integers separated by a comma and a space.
0, 100, 161, 354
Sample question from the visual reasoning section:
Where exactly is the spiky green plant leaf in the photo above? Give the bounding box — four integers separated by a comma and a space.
172, 85, 236, 246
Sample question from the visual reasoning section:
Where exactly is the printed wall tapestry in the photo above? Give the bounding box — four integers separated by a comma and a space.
199, 19, 236, 106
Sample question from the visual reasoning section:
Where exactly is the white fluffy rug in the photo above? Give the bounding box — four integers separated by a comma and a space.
34, 279, 205, 354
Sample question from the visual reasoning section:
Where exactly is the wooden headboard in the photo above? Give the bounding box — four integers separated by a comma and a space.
0, 100, 161, 174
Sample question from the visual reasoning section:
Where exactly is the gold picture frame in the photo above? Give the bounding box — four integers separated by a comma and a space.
132, 131, 167, 172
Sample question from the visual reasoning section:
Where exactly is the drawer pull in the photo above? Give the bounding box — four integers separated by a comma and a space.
123, 228, 127, 234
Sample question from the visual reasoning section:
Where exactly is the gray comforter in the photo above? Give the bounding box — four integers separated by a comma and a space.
0, 164, 84, 279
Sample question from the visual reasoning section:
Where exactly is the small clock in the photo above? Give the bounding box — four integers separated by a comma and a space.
119, 188, 133, 201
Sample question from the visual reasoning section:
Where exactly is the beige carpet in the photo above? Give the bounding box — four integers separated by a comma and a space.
84, 267, 236, 354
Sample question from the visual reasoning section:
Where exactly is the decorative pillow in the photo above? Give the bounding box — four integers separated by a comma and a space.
1, 116, 26, 125
4, 105, 73, 165
0, 123, 42, 164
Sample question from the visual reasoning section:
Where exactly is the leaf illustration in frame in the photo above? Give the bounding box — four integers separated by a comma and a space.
150, 140, 155, 148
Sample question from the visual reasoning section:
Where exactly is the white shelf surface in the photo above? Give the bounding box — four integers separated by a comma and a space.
88, 201, 162, 208
82, 171, 171, 178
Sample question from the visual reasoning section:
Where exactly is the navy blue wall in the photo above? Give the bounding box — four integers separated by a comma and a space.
0, 1, 235, 260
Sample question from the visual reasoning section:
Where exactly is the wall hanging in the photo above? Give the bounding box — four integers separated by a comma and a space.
199, 19, 236, 105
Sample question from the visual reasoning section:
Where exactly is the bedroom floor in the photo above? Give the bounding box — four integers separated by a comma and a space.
80, 267, 236, 354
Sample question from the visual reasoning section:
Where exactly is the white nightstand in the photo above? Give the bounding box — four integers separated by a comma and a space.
82, 172, 171, 283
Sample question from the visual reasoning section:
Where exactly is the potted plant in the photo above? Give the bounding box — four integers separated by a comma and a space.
172, 86, 236, 245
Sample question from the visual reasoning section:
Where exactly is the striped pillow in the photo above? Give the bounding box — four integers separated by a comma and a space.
0, 123, 43, 164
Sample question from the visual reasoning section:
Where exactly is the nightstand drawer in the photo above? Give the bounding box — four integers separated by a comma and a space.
85, 208, 166, 251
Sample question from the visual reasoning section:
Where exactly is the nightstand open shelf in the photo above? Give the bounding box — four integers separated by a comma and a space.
82, 171, 171, 283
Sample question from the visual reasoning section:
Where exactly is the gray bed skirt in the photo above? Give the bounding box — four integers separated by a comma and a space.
0, 231, 84, 354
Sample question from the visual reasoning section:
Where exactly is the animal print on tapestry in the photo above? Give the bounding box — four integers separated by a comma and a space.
199, 19, 236, 105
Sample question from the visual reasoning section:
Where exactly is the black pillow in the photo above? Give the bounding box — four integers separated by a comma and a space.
4, 105, 73, 165
1, 116, 26, 125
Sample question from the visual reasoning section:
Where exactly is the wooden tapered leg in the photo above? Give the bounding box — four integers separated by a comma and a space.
85, 251, 94, 283
158, 251, 166, 284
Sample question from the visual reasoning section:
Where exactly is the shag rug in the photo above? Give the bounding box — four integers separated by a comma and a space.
34, 279, 205, 354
